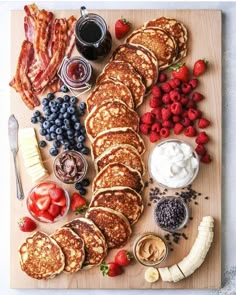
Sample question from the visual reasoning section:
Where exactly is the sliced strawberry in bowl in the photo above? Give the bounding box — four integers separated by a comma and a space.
35, 195, 51, 211
27, 181, 70, 223
49, 187, 65, 201
27, 198, 40, 216
48, 203, 61, 217
60, 205, 67, 217
34, 182, 56, 198
53, 195, 66, 207
38, 211, 54, 222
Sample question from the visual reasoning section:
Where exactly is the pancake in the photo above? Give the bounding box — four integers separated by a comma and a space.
90, 187, 144, 225
126, 28, 177, 70
86, 207, 132, 248
64, 217, 107, 269
86, 79, 134, 112
96, 60, 146, 108
18, 231, 65, 280
51, 227, 85, 274
92, 163, 144, 193
112, 43, 158, 93
92, 127, 146, 159
85, 99, 139, 140
144, 17, 188, 62
95, 144, 145, 175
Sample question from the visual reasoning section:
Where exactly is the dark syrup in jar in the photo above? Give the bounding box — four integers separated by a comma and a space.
79, 21, 102, 43
75, 19, 112, 60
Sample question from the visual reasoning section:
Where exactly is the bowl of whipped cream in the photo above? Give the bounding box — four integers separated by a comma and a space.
149, 139, 200, 189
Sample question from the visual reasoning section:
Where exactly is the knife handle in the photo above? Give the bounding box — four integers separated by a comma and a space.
12, 152, 24, 200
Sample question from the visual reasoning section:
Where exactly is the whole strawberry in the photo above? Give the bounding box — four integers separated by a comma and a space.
114, 250, 132, 266
115, 17, 131, 39
18, 216, 37, 232
193, 59, 208, 77
100, 261, 122, 277
170, 63, 189, 83
70, 193, 87, 214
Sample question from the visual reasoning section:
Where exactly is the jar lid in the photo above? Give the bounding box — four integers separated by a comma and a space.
57, 56, 92, 96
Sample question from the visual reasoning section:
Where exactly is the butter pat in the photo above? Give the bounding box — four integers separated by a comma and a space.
19, 128, 48, 183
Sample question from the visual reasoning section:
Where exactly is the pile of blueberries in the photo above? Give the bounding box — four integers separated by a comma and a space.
31, 92, 89, 157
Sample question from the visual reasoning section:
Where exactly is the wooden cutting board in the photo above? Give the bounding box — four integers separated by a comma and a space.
10, 9, 222, 289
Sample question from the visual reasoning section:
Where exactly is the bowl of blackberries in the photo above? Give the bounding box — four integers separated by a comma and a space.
30, 91, 90, 157
154, 196, 189, 232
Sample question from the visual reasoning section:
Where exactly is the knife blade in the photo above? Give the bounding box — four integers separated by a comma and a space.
8, 114, 24, 200
8, 114, 19, 152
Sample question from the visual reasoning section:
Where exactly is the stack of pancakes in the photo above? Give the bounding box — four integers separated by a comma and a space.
18, 218, 108, 279
84, 39, 158, 252
84, 17, 188, 251
127, 17, 188, 70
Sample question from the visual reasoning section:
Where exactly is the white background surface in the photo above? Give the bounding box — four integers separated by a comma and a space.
0, 1, 235, 294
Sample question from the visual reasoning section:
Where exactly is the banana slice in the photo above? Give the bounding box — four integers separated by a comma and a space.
158, 267, 172, 282
169, 264, 184, 282
200, 221, 214, 227
198, 225, 213, 232
144, 267, 159, 283
202, 216, 214, 222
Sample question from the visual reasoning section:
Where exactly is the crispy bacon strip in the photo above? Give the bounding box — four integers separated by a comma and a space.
24, 3, 38, 41
24, 3, 39, 19
24, 15, 35, 42
34, 9, 53, 69
32, 18, 68, 93
65, 15, 77, 57
10, 40, 39, 109
27, 8, 54, 84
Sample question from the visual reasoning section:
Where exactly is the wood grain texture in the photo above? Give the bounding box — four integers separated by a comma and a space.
10, 9, 222, 289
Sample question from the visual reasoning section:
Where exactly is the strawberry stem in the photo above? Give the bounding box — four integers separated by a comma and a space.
170, 63, 185, 71
203, 58, 208, 65
100, 261, 109, 276
75, 205, 88, 215
121, 16, 130, 25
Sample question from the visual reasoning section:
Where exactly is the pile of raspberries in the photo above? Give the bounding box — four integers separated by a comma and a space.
139, 73, 211, 163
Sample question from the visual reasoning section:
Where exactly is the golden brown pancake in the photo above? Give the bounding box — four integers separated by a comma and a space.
86, 207, 132, 248
112, 43, 158, 93
144, 17, 188, 62
90, 187, 144, 225
86, 79, 134, 112
51, 227, 85, 273
126, 28, 177, 70
97, 60, 145, 108
91, 127, 145, 159
64, 217, 107, 269
92, 163, 144, 193
18, 231, 65, 280
95, 144, 145, 175
85, 99, 139, 140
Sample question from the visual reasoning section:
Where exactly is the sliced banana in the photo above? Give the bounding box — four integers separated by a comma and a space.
158, 267, 172, 282
158, 216, 214, 283
169, 264, 184, 282
144, 267, 159, 283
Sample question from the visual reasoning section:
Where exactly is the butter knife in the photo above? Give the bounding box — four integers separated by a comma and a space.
8, 114, 24, 200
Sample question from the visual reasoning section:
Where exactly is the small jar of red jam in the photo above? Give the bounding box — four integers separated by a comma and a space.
60, 56, 92, 91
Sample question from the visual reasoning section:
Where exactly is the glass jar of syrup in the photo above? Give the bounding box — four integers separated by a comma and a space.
60, 56, 92, 91
75, 7, 112, 61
